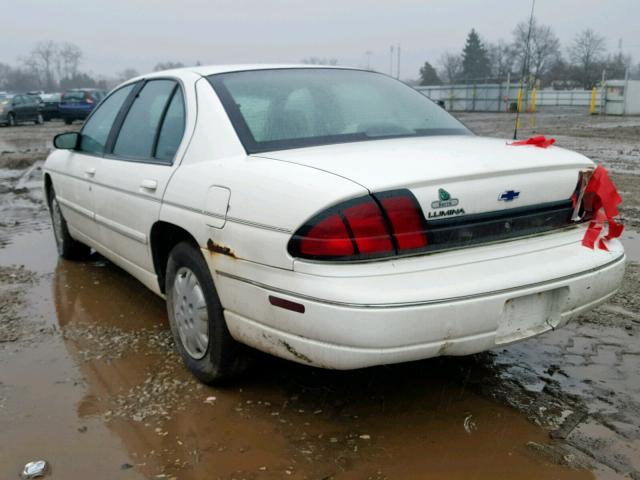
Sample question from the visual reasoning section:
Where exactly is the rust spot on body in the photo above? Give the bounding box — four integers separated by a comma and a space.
279, 340, 313, 364
206, 239, 237, 258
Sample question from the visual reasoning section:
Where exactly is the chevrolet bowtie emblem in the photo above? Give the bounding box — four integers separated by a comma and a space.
499, 190, 520, 202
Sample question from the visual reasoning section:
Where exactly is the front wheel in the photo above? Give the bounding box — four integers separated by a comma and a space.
165, 241, 249, 383
63, 118, 73, 125
48, 188, 90, 260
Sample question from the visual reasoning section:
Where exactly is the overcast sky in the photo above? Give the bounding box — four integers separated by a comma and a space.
3, 0, 639, 80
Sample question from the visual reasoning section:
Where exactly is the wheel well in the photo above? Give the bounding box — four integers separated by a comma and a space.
150, 222, 200, 293
44, 173, 53, 208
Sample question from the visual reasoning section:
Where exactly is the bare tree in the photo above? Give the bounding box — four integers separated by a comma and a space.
153, 61, 185, 71
487, 40, 515, 79
512, 19, 561, 84
604, 52, 632, 80
25, 41, 59, 91
0, 63, 11, 90
438, 52, 462, 83
117, 68, 140, 82
569, 29, 606, 88
57, 43, 83, 80
300, 57, 338, 65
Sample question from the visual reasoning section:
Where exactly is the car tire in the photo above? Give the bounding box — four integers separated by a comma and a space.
64, 118, 73, 125
165, 241, 250, 383
35, 113, 44, 125
8, 113, 15, 127
48, 187, 91, 260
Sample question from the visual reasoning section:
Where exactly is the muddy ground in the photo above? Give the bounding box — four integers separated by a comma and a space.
0, 112, 638, 480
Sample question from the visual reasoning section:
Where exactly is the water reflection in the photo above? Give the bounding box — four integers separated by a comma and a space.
51, 256, 591, 480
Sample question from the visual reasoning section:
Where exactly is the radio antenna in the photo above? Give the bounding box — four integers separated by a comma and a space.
513, 0, 536, 140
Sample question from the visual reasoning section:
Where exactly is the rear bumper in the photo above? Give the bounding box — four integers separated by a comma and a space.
211, 228, 626, 369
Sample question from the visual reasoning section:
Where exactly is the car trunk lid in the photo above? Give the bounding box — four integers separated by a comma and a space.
254, 135, 593, 220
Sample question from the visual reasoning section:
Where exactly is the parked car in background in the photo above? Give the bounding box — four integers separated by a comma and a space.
59, 88, 106, 124
0, 94, 43, 126
43, 66, 625, 383
39, 93, 62, 121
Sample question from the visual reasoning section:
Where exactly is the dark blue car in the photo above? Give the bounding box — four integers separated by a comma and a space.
59, 88, 106, 124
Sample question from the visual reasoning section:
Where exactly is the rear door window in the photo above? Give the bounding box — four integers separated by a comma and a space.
112, 80, 176, 160
154, 89, 186, 162
79, 84, 136, 155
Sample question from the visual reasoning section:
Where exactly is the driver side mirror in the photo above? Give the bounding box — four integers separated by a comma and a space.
53, 132, 80, 150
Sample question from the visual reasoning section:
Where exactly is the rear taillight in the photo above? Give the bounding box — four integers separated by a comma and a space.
289, 190, 427, 261
571, 169, 594, 222
377, 192, 428, 250
84, 92, 94, 104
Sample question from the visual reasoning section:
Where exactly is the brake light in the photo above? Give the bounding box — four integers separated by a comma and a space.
300, 214, 353, 257
379, 194, 428, 250
84, 92, 94, 104
343, 201, 393, 254
289, 190, 427, 261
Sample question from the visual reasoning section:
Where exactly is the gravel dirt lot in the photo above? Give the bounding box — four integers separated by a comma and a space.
0, 112, 638, 480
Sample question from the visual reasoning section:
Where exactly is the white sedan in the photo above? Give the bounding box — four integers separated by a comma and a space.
43, 65, 626, 382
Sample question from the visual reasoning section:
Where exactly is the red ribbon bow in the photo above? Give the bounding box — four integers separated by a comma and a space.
581, 166, 623, 251
510, 135, 556, 148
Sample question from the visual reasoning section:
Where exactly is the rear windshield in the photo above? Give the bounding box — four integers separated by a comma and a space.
62, 91, 86, 101
208, 68, 470, 154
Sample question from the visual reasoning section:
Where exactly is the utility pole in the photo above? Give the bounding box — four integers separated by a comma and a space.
389, 45, 394, 76
365, 50, 372, 70
396, 43, 401, 79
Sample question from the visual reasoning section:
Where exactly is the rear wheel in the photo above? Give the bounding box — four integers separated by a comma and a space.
48, 187, 90, 260
165, 241, 249, 383
64, 118, 73, 125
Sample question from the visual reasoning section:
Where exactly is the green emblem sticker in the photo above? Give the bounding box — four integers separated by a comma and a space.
431, 188, 459, 209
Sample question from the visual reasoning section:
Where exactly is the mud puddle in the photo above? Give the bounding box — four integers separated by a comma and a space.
0, 229, 592, 480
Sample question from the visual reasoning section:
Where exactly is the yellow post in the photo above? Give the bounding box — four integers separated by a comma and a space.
531, 87, 537, 113
517, 87, 523, 113
590, 87, 597, 114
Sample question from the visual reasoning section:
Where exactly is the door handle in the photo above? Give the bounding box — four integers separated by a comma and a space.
140, 179, 158, 191
84, 168, 96, 177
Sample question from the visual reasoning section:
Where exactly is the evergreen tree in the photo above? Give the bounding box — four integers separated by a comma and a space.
461, 29, 490, 81
419, 61, 442, 85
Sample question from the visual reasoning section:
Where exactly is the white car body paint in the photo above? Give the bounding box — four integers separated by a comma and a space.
44, 65, 626, 369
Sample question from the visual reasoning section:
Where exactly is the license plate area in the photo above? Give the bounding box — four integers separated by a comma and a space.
496, 288, 568, 345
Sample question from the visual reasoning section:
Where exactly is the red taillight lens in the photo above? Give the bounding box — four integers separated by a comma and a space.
299, 214, 354, 257
85, 92, 94, 104
380, 195, 428, 250
290, 190, 428, 261
343, 201, 393, 254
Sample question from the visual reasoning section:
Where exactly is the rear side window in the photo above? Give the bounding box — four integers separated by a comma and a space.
112, 80, 176, 159
79, 84, 135, 155
155, 89, 185, 162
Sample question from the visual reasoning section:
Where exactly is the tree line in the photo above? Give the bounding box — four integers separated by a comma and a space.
0, 41, 192, 93
419, 22, 638, 89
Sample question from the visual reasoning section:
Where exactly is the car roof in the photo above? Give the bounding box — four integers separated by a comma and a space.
65, 88, 102, 91
134, 64, 356, 82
